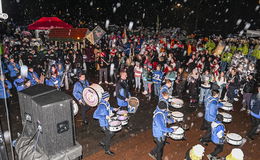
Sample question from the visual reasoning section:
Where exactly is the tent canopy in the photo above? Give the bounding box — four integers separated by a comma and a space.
28, 17, 72, 30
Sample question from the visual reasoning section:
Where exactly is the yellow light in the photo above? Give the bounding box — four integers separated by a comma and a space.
77, 37, 80, 40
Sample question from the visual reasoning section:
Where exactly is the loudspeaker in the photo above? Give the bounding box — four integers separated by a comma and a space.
31, 90, 75, 156
18, 85, 56, 137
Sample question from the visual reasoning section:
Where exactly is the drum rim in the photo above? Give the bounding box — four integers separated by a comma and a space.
172, 112, 184, 118
129, 97, 140, 106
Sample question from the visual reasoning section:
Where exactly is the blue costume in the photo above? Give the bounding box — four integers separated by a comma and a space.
159, 84, 170, 100
211, 121, 225, 144
13, 77, 25, 91
27, 71, 39, 86
204, 96, 223, 122
45, 76, 61, 89
116, 79, 131, 108
152, 106, 174, 139
7, 62, 20, 78
73, 80, 90, 102
247, 94, 260, 139
73, 79, 90, 123
93, 99, 114, 127
152, 70, 163, 96
0, 79, 12, 99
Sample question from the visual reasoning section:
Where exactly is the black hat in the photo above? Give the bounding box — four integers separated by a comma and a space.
158, 101, 167, 110
216, 114, 223, 122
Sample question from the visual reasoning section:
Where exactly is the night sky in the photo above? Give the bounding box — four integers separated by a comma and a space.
1, 0, 260, 34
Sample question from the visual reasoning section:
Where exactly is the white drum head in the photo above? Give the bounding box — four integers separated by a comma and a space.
171, 111, 184, 118
222, 102, 233, 107
227, 133, 242, 141
109, 120, 121, 127
219, 112, 232, 119
72, 100, 79, 116
83, 84, 104, 107
129, 97, 139, 107
171, 126, 184, 134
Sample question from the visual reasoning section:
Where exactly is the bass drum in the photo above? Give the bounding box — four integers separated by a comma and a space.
83, 84, 104, 107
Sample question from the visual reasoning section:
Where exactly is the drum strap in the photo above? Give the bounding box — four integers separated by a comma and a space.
153, 111, 166, 126
100, 102, 113, 116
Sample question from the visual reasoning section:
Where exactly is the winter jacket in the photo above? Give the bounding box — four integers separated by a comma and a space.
165, 71, 177, 82
205, 96, 223, 122
13, 77, 25, 91
93, 99, 114, 127
250, 94, 260, 119
0, 80, 12, 99
27, 71, 39, 86
152, 107, 174, 139
211, 121, 225, 144
46, 76, 61, 89
159, 85, 170, 100
116, 79, 131, 107
7, 62, 20, 78
142, 69, 148, 81
73, 80, 90, 102
243, 79, 256, 93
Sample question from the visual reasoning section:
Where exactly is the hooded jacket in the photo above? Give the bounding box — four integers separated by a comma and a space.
93, 99, 114, 127
211, 121, 225, 144
250, 93, 260, 119
204, 96, 223, 122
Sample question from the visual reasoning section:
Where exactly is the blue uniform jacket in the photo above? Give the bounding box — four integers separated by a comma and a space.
73, 80, 90, 101
152, 70, 163, 84
159, 85, 170, 100
13, 78, 25, 91
211, 121, 225, 144
45, 76, 61, 89
0, 80, 12, 99
116, 80, 131, 107
93, 99, 114, 127
27, 71, 39, 86
152, 107, 174, 139
7, 62, 20, 78
250, 94, 260, 119
204, 96, 223, 122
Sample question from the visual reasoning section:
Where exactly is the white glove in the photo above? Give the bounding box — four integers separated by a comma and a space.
106, 115, 110, 120
168, 99, 173, 102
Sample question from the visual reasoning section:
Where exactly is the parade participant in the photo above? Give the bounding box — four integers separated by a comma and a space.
159, 79, 172, 100
152, 65, 163, 97
187, 68, 200, 106
27, 66, 40, 86
45, 72, 62, 89
0, 75, 12, 100
185, 144, 205, 160
149, 101, 174, 160
73, 72, 90, 125
7, 56, 20, 81
116, 71, 131, 110
164, 66, 177, 96
93, 91, 118, 156
241, 74, 256, 111
98, 51, 109, 84
200, 90, 223, 144
13, 75, 25, 91
226, 148, 244, 160
226, 68, 239, 103
175, 67, 188, 98
134, 62, 143, 92
207, 114, 225, 160
247, 85, 260, 140
199, 70, 212, 105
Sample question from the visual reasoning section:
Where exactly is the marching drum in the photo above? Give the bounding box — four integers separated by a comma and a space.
221, 102, 233, 111
171, 111, 184, 122
171, 98, 184, 109
128, 97, 139, 113
168, 126, 184, 140
117, 116, 128, 126
117, 110, 128, 117
108, 120, 122, 132
219, 112, 232, 123
82, 84, 104, 107
226, 133, 243, 146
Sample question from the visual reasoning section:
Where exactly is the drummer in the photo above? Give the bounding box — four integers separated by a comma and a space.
149, 101, 175, 160
159, 79, 172, 100
73, 72, 90, 126
116, 71, 131, 110
200, 90, 223, 144
207, 114, 225, 160
93, 91, 118, 156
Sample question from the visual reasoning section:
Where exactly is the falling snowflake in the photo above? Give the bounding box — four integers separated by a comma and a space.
113, 7, 117, 13
225, 8, 229, 12
244, 23, 251, 30
255, 5, 260, 11
90, 1, 93, 6
116, 2, 121, 8
224, 19, 228, 22
197, 112, 204, 118
184, 0, 187, 2
105, 19, 110, 29
142, 13, 145, 19
128, 21, 134, 30
239, 30, 244, 36
236, 19, 242, 25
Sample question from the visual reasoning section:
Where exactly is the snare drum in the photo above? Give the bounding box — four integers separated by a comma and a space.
219, 112, 232, 123
108, 120, 122, 132
221, 102, 233, 111
171, 111, 184, 122
168, 126, 184, 140
128, 97, 139, 113
226, 133, 242, 146
117, 110, 128, 117
117, 116, 128, 126
171, 98, 184, 109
